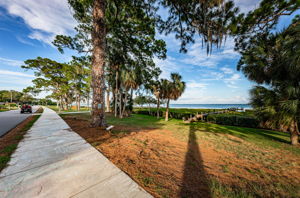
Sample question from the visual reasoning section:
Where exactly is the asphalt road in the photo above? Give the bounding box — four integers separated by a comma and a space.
0, 106, 39, 137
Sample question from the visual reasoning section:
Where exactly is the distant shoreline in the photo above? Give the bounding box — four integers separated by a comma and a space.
167, 104, 252, 109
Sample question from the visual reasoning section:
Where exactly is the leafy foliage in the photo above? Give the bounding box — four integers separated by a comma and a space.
238, 16, 300, 144
22, 57, 90, 111
159, 0, 238, 53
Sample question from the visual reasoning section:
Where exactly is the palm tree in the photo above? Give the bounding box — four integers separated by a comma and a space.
162, 73, 186, 121
250, 85, 300, 145
120, 70, 140, 118
239, 18, 300, 145
150, 80, 163, 118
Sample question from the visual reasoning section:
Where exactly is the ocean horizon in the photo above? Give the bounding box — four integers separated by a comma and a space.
167, 104, 252, 109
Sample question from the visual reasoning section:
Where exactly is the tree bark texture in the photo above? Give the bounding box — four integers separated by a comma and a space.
290, 121, 299, 145
106, 86, 110, 112
157, 97, 160, 119
114, 71, 118, 117
165, 99, 170, 121
91, 0, 106, 127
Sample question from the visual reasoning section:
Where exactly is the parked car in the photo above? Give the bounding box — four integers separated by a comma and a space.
20, 104, 32, 114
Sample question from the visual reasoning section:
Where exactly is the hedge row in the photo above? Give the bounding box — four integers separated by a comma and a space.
207, 114, 259, 128
133, 108, 259, 128
133, 109, 197, 120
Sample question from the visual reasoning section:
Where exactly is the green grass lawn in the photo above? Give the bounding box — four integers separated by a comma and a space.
0, 109, 9, 112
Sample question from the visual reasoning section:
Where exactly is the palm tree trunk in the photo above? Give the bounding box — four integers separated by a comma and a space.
122, 91, 128, 117
119, 89, 122, 118
59, 97, 63, 111
165, 99, 170, 121
91, 0, 106, 127
130, 88, 134, 114
157, 97, 160, 119
77, 95, 80, 111
106, 87, 110, 112
87, 92, 90, 110
114, 71, 118, 117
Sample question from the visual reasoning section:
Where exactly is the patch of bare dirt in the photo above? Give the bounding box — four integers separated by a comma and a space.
64, 116, 300, 198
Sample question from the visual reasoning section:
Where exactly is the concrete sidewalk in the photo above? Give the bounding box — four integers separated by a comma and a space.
0, 107, 152, 198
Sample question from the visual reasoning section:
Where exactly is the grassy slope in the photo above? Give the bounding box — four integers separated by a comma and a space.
62, 113, 300, 197
106, 114, 297, 154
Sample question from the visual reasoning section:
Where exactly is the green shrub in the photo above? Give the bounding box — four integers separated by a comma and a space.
133, 108, 259, 128
6, 103, 17, 107
0, 104, 7, 109
133, 109, 197, 120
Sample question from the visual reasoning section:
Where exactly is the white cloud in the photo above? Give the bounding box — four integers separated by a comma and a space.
0, 0, 77, 44
0, 76, 33, 86
154, 56, 183, 78
233, 0, 261, 13
28, 31, 54, 45
0, 69, 34, 78
16, 36, 36, 46
174, 81, 208, 103
223, 73, 241, 89
186, 81, 207, 89
221, 67, 234, 74
181, 38, 239, 67
0, 57, 24, 67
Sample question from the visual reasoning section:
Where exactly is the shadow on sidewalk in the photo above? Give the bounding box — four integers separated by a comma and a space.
180, 123, 212, 198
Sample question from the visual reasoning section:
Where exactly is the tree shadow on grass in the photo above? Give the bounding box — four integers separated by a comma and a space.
195, 122, 291, 145
180, 123, 212, 198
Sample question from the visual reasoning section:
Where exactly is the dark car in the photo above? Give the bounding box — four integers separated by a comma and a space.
20, 104, 32, 114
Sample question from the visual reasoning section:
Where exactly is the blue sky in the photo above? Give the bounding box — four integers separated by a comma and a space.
0, 0, 297, 104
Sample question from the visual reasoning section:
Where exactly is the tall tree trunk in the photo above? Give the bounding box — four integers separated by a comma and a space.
119, 89, 123, 118
77, 95, 80, 111
114, 71, 118, 117
122, 91, 128, 117
87, 92, 90, 110
60, 96, 64, 111
165, 99, 170, 121
130, 88, 133, 114
106, 86, 110, 112
91, 0, 106, 127
290, 121, 299, 145
57, 99, 61, 113
157, 97, 160, 119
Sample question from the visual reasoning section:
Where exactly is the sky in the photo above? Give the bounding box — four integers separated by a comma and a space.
0, 0, 297, 104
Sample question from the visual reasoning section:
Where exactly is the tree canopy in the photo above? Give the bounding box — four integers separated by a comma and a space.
238, 16, 300, 145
